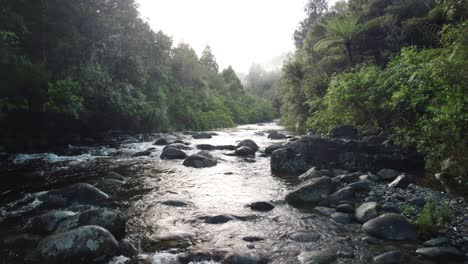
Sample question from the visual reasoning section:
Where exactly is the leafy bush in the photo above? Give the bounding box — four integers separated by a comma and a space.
415, 200, 452, 237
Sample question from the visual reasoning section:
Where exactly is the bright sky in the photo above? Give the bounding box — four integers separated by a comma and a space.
137, 0, 338, 73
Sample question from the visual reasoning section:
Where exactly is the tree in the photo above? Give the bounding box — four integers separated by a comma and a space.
199, 46, 219, 73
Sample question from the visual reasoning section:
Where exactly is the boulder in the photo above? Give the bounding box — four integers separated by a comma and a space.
373, 251, 403, 264
336, 203, 355, 214
163, 143, 192, 151
26, 211, 76, 235
298, 167, 322, 181
264, 144, 284, 155
154, 137, 170, 145
216, 145, 236, 150
270, 136, 424, 175
416, 247, 464, 261
96, 179, 124, 191
225, 254, 269, 264
192, 132, 213, 139
329, 125, 358, 139
106, 172, 126, 182
132, 150, 152, 157
55, 208, 126, 239
313, 207, 336, 216
196, 144, 217, 151
347, 181, 372, 193
236, 139, 259, 152
285, 177, 336, 207
331, 212, 353, 224
37, 225, 119, 264
324, 187, 355, 206
247, 202, 275, 212
362, 213, 417, 241
377, 169, 400, 181
38, 183, 109, 207
268, 131, 287, 140
235, 146, 256, 157
355, 202, 379, 223
160, 147, 187, 160
183, 151, 217, 168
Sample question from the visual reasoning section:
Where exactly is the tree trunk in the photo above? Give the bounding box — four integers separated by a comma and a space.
345, 41, 353, 65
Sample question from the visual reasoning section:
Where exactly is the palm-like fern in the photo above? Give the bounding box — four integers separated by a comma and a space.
314, 15, 362, 64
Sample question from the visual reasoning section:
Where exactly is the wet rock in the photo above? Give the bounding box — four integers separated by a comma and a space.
192, 132, 213, 139
39, 183, 109, 207
325, 187, 355, 206
183, 151, 217, 168
270, 136, 423, 174
336, 203, 355, 214
106, 172, 126, 182
235, 146, 256, 157
423, 237, 450, 247
285, 177, 336, 207
216, 145, 236, 150
410, 197, 426, 207
338, 173, 360, 183
381, 203, 402, 214
196, 144, 217, 151
225, 254, 269, 264
264, 144, 284, 155
362, 213, 417, 241
118, 238, 138, 258
142, 232, 194, 251
377, 169, 400, 181
132, 150, 153, 157
242, 236, 264, 242
416, 247, 464, 261
236, 139, 259, 152
248, 202, 275, 212
164, 143, 192, 151
37, 225, 119, 264
355, 202, 379, 223
298, 167, 322, 181
55, 208, 126, 239
97, 179, 125, 191
26, 210, 76, 235
388, 173, 415, 188
329, 125, 358, 139
331, 212, 353, 224
290, 232, 321, 242
313, 207, 337, 216
347, 181, 371, 193
160, 147, 188, 160
268, 131, 287, 140
161, 200, 189, 207
204, 215, 236, 224
154, 137, 170, 145
298, 248, 337, 264
373, 251, 403, 264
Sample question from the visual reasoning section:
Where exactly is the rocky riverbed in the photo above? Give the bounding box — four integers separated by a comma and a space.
0, 123, 466, 264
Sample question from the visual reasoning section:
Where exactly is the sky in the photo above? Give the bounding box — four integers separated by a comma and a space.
137, 0, 338, 73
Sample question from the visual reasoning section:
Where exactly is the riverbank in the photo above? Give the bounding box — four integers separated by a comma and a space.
0, 122, 466, 264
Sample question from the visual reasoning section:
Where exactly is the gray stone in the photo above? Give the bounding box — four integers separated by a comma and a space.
336, 203, 355, 214
37, 225, 119, 264
205, 215, 236, 224
268, 131, 287, 140
298, 248, 337, 264
264, 144, 284, 155
290, 232, 321, 242
236, 139, 259, 152
235, 146, 256, 157
248, 202, 275, 212
363, 213, 417, 241
325, 187, 355, 205
423, 237, 450, 247
225, 254, 269, 264
286, 177, 336, 206
355, 202, 379, 223
410, 197, 426, 207
416, 247, 464, 261
26, 210, 76, 235
313, 207, 336, 216
164, 143, 192, 151
362, 236, 381, 245
331, 212, 353, 224
161, 200, 189, 207
38, 183, 109, 207
377, 169, 400, 181
183, 151, 217, 168
329, 125, 358, 139
106, 172, 126, 182
347, 181, 371, 193
160, 147, 187, 160
142, 232, 194, 251
298, 167, 322, 181
192, 132, 213, 139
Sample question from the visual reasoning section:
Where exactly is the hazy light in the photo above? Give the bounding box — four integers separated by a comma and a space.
137, 0, 338, 73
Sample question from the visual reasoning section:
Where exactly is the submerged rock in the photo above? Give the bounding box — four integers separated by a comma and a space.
235, 146, 256, 157
285, 177, 336, 207
268, 131, 287, 140
247, 202, 275, 212
362, 213, 417, 241
37, 225, 119, 264
192, 132, 213, 139
164, 143, 192, 151
183, 151, 217, 168
39, 183, 109, 207
161, 200, 189, 207
416, 247, 464, 261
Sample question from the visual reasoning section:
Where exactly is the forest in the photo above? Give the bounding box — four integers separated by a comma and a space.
0, 0, 276, 150
276, 0, 467, 179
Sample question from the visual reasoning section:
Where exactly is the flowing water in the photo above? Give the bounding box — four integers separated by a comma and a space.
0, 122, 428, 264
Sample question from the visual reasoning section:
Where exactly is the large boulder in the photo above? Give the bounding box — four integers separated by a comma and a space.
38, 183, 109, 207
268, 131, 287, 140
26, 211, 76, 235
163, 143, 192, 151
355, 202, 380, 223
55, 208, 126, 239
37, 225, 119, 264
264, 144, 284, 155
183, 151, 217, 168
362, 213, 417, 241
270, 136, 424, 175
236, 139, 259, 152
323, 187, 355, 206
192, 132, 213, 139
285, 177, 336, 207
160, 147, 187, 160
329, 125, 358, 139
235, 146, 256, 157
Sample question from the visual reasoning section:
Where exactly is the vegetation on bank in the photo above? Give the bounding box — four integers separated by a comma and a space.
0, 0, 276, 147
278, 0, 467, 177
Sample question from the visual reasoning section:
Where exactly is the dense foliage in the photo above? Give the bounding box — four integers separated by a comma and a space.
0, 0, 275, 149
280, 0, 467, 178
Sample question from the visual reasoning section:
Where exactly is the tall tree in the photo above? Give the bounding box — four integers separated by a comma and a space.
199, 46, 219, 73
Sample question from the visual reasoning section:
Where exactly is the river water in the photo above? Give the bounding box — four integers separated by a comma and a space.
0, 122, 431, 264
